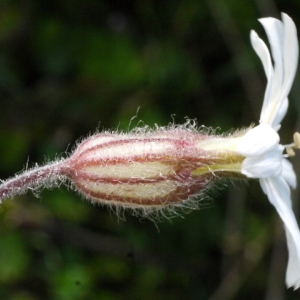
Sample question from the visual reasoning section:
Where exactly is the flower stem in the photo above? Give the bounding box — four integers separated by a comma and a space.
0, 160, 66, 202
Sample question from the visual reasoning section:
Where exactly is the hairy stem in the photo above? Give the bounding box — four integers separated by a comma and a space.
0, 160, 67, 202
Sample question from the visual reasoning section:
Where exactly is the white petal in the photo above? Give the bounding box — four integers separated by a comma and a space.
258, 14, 298, 128
237, 123, 280, 157
260, 177, 300, 289
250, 30, 274, 122
282, 158, 297, 189
281, 14, 299, 108
241, 148, 282, 178
259, 17, 283, 105
250, 30, 273, 80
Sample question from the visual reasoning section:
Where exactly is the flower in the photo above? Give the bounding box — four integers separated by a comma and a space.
237, 13, 300, 290
0, 11, 299, 291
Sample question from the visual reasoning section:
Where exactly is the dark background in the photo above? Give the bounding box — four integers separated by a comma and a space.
1, 0, 300, 299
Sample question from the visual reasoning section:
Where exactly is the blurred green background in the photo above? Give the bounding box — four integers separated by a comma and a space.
1, 0, 300, 299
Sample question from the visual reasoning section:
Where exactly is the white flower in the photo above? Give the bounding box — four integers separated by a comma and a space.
237, 13, 300, 289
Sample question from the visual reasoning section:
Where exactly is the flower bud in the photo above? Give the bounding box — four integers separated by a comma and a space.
63, 127, 246, 212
